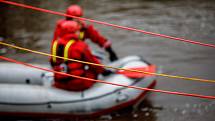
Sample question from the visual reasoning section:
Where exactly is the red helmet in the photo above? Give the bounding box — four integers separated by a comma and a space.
60, 21, 80, 36
66, 5, 83, 17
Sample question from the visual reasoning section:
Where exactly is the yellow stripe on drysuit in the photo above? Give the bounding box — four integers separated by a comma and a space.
52, 41, 58, 63
79, 31, 84, 40
64, 40, 75, 61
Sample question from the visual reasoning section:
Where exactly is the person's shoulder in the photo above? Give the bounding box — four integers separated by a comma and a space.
85, 24, 97, 32
79, 20, 86, 27
85, 23, 93, 28
75, 40, 88, 49
56, 19, 66, 25
71, 41, 88, 52
75, 41, 88, 47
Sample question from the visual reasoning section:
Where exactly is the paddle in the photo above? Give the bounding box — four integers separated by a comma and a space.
117, 65, 156, 78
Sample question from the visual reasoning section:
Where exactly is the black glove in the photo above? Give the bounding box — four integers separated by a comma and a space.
102, 69, 113, 76
105, 46, 118, 62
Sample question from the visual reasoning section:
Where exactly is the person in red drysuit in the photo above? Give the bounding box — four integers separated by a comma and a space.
50, 21, 111, 91
52, 5, 118, 62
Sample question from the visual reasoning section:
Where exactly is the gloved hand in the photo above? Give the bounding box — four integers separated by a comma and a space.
105, 46, 118, 62
102, 69, 113, 76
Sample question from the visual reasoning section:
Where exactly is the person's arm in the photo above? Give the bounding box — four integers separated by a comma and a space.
85, 25, 108, 47
52, 28, 58, 44
52, 23, 59, 43
52, 19, 65, 44
82, 43, 113, 76
85, 25, 118, 61
50, 20, 64, 67
82, 42, 105, 74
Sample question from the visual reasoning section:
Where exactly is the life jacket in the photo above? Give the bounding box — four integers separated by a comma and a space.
51, 38, 80, 82
51, 39, 75, 65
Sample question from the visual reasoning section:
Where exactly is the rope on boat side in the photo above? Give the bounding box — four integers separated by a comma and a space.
0, 41, 215, 84
1, 0, 215, 48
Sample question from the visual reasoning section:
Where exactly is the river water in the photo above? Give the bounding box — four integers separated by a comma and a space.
0, 0, 215, 121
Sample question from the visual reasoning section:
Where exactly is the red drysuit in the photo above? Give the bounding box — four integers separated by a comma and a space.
51, 33, 105, 91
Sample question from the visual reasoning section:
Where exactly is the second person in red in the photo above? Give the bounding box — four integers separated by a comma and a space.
52, 5, 118, 62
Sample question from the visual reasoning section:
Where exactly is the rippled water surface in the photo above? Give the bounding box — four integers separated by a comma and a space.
0, 0, 215, 121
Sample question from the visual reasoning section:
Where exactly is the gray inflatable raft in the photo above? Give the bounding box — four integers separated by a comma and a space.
0, 56, 156, 117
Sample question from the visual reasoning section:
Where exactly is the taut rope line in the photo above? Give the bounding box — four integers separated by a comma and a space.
1, 0, 215, 48
0, 41, 215, 83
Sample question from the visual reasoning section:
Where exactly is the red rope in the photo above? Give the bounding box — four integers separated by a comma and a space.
0, 55, 214, 100
1, 0, 215, 48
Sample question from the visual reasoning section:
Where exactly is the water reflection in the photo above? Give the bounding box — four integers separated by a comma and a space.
95, 99, 159, 121
111, 99, 159, 121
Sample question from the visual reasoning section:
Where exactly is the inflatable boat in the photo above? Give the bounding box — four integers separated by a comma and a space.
0, 56, 156, 118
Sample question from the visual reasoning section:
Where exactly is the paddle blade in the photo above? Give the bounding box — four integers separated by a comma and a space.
117, 65, 156, 78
